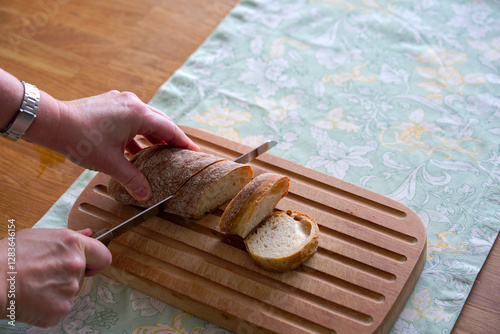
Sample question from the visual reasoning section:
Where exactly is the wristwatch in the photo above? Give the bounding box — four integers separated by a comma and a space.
1, 81, 40, 141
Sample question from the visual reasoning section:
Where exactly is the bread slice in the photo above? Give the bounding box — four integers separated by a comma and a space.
165, 160, 253, 218
219, 173, 290, 238
108, 144, 225, 207
244, 210, 319, 272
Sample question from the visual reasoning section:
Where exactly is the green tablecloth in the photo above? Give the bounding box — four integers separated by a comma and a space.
3, 0, 500, 333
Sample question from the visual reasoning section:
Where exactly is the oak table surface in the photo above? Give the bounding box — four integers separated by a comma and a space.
0, 1, 498, 333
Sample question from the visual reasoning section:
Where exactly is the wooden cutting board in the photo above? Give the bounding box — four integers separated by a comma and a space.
68, 125, 426, 334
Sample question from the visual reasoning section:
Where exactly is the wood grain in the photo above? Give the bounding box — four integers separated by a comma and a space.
0, 1, 498, 333
68, 126, 427, 333
452, 236, 500, 333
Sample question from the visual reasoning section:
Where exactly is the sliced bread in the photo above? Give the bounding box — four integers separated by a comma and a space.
219, 173, 290, 238
165, 160, 253, 218
244, 210, 319, 272
108, 144, 226, 207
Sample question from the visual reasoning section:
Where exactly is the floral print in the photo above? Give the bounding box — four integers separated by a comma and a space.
193, 104, 251, 127
238, 57, 299, 97
448, 3, 500, 39
315, 106, 360, 132
307, 128, 376, 179
5, 0, 499, 333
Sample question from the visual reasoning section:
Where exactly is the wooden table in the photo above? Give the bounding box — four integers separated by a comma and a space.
0, 1, 498, 332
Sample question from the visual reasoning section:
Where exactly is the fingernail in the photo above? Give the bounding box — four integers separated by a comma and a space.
77, 228, 93, 236
190, 143, 201, 151
134, 186, 150, 201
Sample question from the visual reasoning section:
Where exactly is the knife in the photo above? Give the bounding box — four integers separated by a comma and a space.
92, 140, 277, 246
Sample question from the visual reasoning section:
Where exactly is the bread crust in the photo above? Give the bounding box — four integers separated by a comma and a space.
244, 210, 320, 272
165, 160, 253, 218
108, 145, 224, 207
219, 173, 290, 238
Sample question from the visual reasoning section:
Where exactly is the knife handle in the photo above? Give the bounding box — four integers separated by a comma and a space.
91, 228, 113, 247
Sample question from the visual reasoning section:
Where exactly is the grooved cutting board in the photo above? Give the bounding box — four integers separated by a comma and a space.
68, 126, 426, 334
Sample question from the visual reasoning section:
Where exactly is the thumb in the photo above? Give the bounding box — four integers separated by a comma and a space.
109, 155, 152, 202
80, 236, 113, 277
75, 228, 93, 237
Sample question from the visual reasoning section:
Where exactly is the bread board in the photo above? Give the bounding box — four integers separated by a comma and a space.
68, 125, 427, 334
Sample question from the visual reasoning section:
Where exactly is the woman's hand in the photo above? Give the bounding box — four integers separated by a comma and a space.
0, 228, 112, 328
25, 90, 200, 202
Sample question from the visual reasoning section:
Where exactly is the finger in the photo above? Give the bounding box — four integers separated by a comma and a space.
125, 138, 143, 156
148, 105, 174, 120
75, 228, 93, 237
79, 235, 112, 277
144, 110, 200, 152
106, 153, 152, 202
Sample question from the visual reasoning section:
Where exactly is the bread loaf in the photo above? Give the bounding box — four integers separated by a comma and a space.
107, 145, 252, 218
244, 210, 319, 272
165, 160, 253, 218
219, 173, 290, 238
108, 144, 319, 272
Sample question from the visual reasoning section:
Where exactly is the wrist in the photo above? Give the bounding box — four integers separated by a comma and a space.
22, 90, 63, 150
0, 69, 64, 148
1, 81, 40, 141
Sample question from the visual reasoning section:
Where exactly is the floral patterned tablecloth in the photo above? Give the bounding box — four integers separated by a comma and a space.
3, 0, 500, 333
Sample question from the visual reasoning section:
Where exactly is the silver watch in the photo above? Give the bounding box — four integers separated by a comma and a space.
1, 81, 40, 141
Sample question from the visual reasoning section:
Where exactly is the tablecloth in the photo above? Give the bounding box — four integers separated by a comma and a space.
2, 0, 500, 333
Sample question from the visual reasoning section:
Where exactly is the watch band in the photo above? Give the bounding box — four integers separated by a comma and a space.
1, 81, 40, 141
